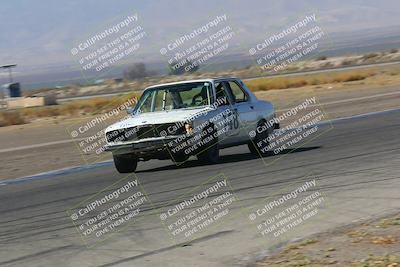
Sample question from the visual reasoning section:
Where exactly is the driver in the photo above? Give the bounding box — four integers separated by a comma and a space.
191, 86, 209, 106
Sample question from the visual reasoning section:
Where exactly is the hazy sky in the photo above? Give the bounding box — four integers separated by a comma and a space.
1, 0, 399, 68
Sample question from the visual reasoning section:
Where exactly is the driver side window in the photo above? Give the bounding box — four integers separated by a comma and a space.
215, 82, 231, 106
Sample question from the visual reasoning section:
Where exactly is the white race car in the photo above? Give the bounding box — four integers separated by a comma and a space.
105, 77, 279, 173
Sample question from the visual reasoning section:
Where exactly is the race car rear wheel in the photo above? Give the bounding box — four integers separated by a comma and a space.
248, 120, 270, 156
113, 154, 138, 173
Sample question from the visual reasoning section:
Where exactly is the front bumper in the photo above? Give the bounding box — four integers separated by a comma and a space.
104, 135, 184, 155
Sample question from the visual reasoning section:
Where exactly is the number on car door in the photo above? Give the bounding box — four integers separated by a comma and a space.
223, 80, 256, 142
216, 82, 240, 137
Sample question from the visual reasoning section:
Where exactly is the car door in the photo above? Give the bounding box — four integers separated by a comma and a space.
220, 81, 241, 137
212, 82, 240, 147
224, 80, 257, 142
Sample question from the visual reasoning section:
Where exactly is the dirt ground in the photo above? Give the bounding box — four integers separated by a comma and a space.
253, 213, 400, 267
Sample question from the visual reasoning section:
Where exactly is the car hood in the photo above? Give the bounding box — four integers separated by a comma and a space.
106, 107, 211, 131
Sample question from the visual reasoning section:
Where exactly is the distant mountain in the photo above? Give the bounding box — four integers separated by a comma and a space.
0, 0, 399, 88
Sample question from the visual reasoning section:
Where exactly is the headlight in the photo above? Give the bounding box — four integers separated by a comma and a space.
184, 122, 194, 135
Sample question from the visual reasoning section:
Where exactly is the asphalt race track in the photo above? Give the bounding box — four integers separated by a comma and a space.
0, 109, 399, 267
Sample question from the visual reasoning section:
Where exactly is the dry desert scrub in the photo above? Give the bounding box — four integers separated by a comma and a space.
245, 70, 376, 91
0, 111, 25, 127
0, 92, 140, 126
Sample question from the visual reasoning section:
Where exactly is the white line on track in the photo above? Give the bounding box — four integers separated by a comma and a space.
313, 91, 400, 107
0, 138, 86, 153
320, 107, 400, 124
276, 90, 400, 112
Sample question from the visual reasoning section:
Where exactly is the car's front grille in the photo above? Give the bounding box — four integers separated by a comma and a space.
156, 123, 186, 136
106, 127, 138, 143
137, 126, 157, 139
137, 123, 185, 138
106, 123, 186, 143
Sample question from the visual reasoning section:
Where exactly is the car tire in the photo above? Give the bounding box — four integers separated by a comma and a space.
113, 154, 138, 173
248, 120, 270, 156
170, 152, 189, 165
197, 124, 219, 164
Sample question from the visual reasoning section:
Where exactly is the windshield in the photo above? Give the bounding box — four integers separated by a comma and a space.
134, 82, 213, 113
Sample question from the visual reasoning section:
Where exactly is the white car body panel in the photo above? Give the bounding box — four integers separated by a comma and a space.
105, 107, 212, 131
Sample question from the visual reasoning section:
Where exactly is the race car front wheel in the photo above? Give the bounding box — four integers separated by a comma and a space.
197, 142, 219, 164
113, 154, 138, 173
197, 124, 219, 164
